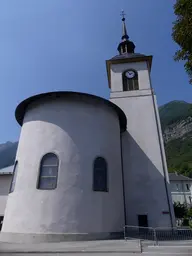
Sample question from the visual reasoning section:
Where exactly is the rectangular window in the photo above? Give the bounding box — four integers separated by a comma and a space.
176, 184, 179, 191
123, 71, 139, 91
93, 157, 108, 192
186, 184, 190, 191
170, 183, 175, 191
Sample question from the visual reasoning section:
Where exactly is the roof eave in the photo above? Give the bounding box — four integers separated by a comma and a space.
15, 91, 127, 132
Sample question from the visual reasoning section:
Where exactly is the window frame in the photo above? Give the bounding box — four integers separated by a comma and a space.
37, 152, 59, 190
93, 156, 108, 192
9, 160, 18, 193
186, 183, 190, 191
122, 69, 139, 91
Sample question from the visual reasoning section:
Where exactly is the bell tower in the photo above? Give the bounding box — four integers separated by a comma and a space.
106, 12, 175, 228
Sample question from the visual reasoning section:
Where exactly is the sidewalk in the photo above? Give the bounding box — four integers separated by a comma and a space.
0, 239, 141, 254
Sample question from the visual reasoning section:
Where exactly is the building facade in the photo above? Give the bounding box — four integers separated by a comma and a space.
169, 173, 192, 205
0, 166, 13, 230
0, 15, 175, 243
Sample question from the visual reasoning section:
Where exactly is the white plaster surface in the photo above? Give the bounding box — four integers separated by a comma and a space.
110, 62, 151, 92
110, 60, 174, 228
2, 96, 124, 234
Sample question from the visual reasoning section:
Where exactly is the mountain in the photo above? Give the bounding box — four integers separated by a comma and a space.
0, 100, 192, 177
159, 101, 192, 134
159, 101, 192, 177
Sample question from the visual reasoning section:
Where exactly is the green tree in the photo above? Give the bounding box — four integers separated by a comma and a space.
172, 0, 192, 84
174, 202, 188, 218
187, 207, 192, 218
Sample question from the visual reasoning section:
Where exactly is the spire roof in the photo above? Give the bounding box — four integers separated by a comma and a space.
117, 10, 135, 55
121, 10, 129, 40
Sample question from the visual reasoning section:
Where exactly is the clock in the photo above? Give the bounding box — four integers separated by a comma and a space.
125, 70, 136, 79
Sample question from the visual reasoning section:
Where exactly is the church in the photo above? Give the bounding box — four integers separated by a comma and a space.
0, 15, 175, 243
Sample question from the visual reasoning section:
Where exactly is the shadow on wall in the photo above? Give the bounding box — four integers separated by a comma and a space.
122, 131, 174, 228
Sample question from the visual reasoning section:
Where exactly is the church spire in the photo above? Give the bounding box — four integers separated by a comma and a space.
121, 10, 129, 40
117, 10, 135, 55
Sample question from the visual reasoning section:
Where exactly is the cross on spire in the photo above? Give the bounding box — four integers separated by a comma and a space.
121, 10, 126, 21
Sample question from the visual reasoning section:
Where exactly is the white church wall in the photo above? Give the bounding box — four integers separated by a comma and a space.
110, 59, 175, 228
2, 96, 124, 235
111, 93, 173, 227
110, 61, 150, 92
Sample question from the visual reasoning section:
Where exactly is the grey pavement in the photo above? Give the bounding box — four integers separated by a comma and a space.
0, 253, 192, 255
143, 245, 192, 255
1, 252, 192, 256
1, 239, 192, 255
0, 239, 141, 253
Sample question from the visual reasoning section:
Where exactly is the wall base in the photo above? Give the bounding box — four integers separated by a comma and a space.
0, 231, 123, 244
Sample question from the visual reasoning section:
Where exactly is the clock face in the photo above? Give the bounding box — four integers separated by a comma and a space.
126, 70, 135, 79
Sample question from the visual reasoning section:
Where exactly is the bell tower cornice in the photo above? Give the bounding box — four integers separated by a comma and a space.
106, 54, 153, 89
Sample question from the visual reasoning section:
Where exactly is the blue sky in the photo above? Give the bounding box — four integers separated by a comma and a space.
0, 0, 191, 143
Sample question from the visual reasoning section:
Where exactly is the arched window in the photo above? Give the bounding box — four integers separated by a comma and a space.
123, 70, 139, 91
93, 157, 108, 192
9, 161, 18, 193
37, 153, 59, 190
